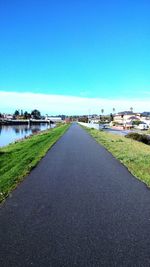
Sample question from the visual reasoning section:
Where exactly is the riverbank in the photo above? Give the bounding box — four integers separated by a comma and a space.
0, 119, 53, 125
82, 126, 150, 187
0, 123, 55, 147
0, 123, 70, 202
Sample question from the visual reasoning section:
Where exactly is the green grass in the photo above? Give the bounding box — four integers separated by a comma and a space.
82, 126, 150, 187
0, 123, 70, 202
146, 129, 150, 134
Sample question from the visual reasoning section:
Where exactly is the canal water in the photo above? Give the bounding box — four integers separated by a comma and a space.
0, 124, 55, 147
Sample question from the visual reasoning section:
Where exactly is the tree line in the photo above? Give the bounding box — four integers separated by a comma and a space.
13, 109, 41, 119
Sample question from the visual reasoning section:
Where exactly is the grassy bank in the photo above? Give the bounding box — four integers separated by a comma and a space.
0, 123, 70, 202
82, 126, 150, 187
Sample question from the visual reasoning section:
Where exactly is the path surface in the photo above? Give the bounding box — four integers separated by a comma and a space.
1, 123, 150, 267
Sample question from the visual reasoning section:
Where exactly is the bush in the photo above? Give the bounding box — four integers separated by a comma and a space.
78, 117, 88, 123
112, 122, 123, 126
125, 132, 150, 145
132, 120, 141, 126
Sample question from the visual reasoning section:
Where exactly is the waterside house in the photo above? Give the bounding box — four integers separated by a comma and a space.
112, 111, 140, 129
113, 111, 150, 129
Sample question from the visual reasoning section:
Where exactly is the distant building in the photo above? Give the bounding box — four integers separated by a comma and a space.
3, 114, 13, 120
141, 112, 150, 117
45, 116, 63, 123
113, 111, 140, 125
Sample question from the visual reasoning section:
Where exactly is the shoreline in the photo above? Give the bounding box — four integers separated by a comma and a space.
0, 123, 56, 148
0, 119, 54, 125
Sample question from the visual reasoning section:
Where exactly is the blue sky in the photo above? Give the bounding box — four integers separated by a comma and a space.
0, 0, 150, 114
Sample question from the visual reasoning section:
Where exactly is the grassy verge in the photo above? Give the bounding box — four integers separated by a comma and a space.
82, 126, 150, 187
146, 129, 150, 134
0, 123, 70, 202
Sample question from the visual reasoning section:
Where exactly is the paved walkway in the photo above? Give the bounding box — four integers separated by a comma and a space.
1, 123, 150, 266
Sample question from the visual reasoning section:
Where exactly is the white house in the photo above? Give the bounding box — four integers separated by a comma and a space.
45, 116, 63, 123
113, 112, 140, 125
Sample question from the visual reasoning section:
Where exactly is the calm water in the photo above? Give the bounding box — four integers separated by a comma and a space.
0, 124, 55, 147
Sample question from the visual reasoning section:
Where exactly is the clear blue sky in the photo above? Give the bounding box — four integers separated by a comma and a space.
0, 0, 150, 100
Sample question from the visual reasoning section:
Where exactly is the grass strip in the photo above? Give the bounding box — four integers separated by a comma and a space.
82, 126, 150, 187
0, 123, 70, 202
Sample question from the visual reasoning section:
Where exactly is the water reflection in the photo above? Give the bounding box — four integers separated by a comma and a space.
0, 123, 55, 147
15, 127, 20, 134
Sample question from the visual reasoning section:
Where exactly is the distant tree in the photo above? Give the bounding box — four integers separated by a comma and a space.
24, 111, 28, 119
61, 115, 66, 120
130, 107, 133, 113
14, 110, 20, 116
100, 109, 104, 121
0, 113, 2, 118
78, 116, 88, 123
113, 108, 115, 113
24, 111, 31, 119
110, 113, 114, 121
31, 109, 41, 119
21, 109, 23, 116
132, 120, 141, 126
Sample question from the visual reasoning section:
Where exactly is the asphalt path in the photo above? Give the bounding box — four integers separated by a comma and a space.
1, 123, 150, 266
